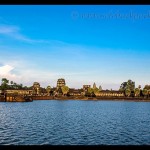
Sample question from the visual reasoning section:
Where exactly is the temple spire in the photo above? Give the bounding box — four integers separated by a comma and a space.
93, 82, 96, 89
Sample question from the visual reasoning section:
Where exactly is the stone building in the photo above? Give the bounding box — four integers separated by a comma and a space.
69, 88, 84, 96
55, 78, 66, 96
5, 89, 33, 95
96, 90, 124, 97
83, 85, 91, 92
33, 82, 40, 95
93, 82, 97, 89
57, 78, 66, 88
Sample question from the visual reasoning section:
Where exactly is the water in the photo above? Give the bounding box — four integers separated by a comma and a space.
0, 100, 150, 145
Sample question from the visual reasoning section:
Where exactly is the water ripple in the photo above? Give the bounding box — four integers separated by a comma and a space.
0, 100, 150, 145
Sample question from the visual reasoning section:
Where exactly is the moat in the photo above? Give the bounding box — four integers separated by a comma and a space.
0, 100, 150, 145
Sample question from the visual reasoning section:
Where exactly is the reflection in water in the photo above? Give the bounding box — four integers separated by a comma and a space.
0, 100, 150, 145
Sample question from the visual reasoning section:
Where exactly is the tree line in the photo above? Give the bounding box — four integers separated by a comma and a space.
0, 78, 32, 90
119, 79, 150, 98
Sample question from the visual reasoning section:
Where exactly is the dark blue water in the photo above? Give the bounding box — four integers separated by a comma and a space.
0, 100, 150, 145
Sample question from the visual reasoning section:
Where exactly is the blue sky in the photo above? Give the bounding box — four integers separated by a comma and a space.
0, 5, 150, 89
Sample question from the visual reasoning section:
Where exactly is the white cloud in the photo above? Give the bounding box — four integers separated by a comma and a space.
0, 65, 14, 75
0, 65, 18, 80
0, 25, 18, 34
0, 24, 49, 43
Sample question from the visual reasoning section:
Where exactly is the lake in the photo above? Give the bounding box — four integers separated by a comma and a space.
0, 100, 150, 145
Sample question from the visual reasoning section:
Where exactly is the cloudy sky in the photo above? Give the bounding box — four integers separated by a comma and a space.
0, 5, 150, 89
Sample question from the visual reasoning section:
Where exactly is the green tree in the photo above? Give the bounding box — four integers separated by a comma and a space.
127, 80, 135, 91
93, 87, 99, 96
46, 86, 51, 95
20, 84, 23, 89
23, 86, 28, 90
13, 82, 17, 89
119, 82, 127, 91
88, 87, 93, 93
1, 78, 9, 90
125, 88, 131, 97
61, 85, 69, 96
119, 79, 135, 92
142, 89, 148, 98
134, 88, 140, 97
88, 88, 94, 97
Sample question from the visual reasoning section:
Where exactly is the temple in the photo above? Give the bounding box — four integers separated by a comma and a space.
0, 78, 125, 98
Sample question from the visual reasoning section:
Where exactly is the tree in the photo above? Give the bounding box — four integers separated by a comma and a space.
20, 84, 23, 89
134, 88, 140, 97
119, 82, 127, 91
23, 86, 28, 90
2, 78, 9, 84
88, 87, 93, 94
10, 81, 13, 85
93, 87, 99, 96
88, 88, 94, 97
125, 88, 131, 97
119, 79, 135, 92
46, 86, 51, 96
13, 82, 17, 89
127, 80, 135, 91
1, 78, 9, 90
142, 89, 148, 98
61, 85, 69, 96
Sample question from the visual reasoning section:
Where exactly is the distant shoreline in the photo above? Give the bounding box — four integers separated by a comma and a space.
1, 95, 150, 102
31, 96, 150, 102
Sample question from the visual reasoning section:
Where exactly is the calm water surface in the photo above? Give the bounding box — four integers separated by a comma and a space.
0, 100, 150, 145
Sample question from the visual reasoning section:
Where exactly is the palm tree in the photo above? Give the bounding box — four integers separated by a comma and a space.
10, 81, 13, 89
142, 89, 148, 98
20, 84, 23, 89
125, 88, 131, 97
46, 86, 51, 96
134, 88, 140, 97
61, 85, 69, 96
13, 82, 17, 89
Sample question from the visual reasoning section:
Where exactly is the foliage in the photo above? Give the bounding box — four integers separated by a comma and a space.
142, 89, 148, 97
46, 86, 51, 95
134, 88, 140, 97
61, 85, 69, 96
0, 78, 9, 90
88, 88, 94, 94
125, 88, 131, 97
93, 87, 99, 96
87, 88, 97, 97
119, 79, 135, 92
